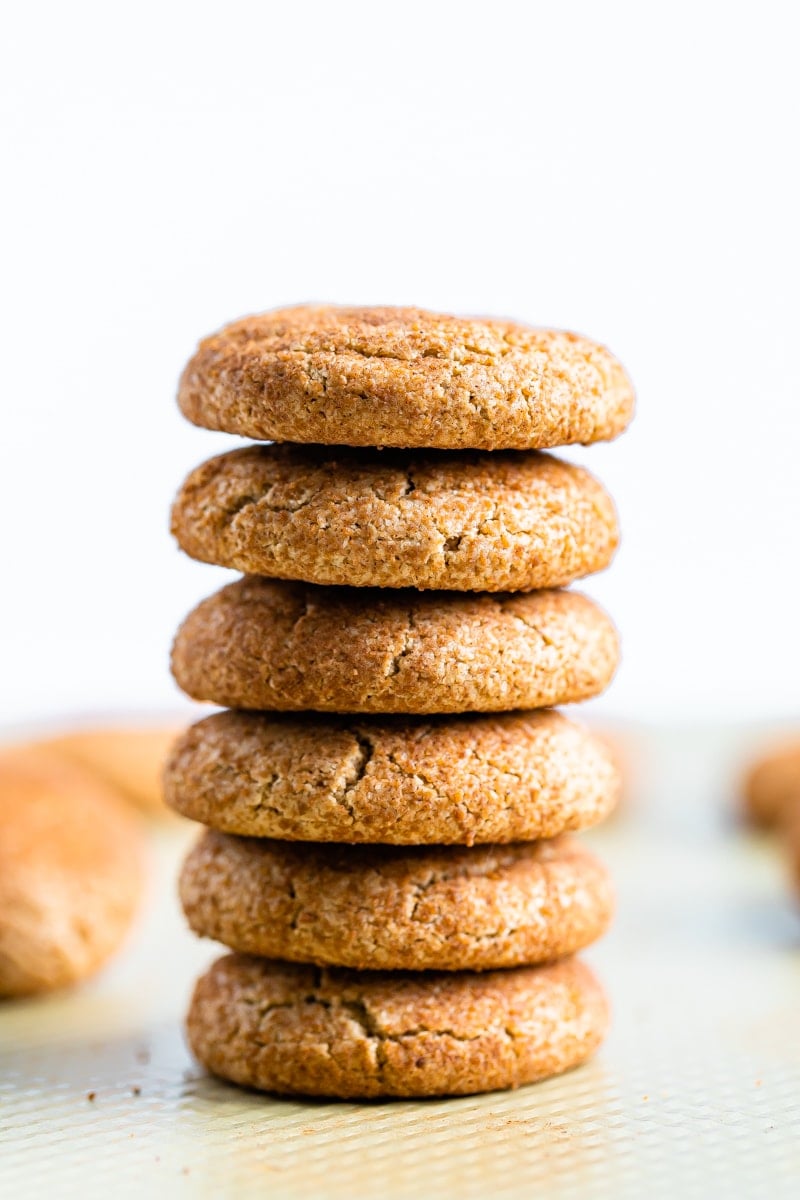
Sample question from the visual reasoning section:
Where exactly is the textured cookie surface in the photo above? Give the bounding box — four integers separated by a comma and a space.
38, 725, 181, 817
742, 737, 800, 827
165, 709, 620, 844
187, 953, 609, 1098
171, 578, 619, 714
178, 305, 634, 450
171, 444, 618, 592
180, 832, 613, 971
0, 748, 145, 996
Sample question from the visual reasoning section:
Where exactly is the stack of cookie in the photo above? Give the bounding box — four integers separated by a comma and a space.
165, 305, 634, 1099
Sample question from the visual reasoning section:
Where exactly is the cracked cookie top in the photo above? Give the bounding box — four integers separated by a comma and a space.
169, 577, 620, 714
179, 830, 613, 972
177, 305, 634, 450
187, 952, 609, 1098
170, 444, 619, 592
164, 709, 620, 843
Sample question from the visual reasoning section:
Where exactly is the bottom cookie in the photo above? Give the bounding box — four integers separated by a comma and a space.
187, 953, 608, 1099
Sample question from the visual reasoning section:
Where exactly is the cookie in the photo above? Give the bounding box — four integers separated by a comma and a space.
0, 748, 145, 996
38, 724, 181, 817
187, 952, 609, 1098
170, 444, 618, 592
742, 737, 800, 827
177, 305, 634, 451
180, 831, 612, 971
171, 578, 619, 714
164, 709, 620, 844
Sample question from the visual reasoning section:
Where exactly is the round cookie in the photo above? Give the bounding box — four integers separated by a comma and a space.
0, 748, 146, 996
170, 444, 618, 592
164, 709, 621, 844
179, 832, 613, 971
177, 305, 634, 451
742, 737, 800, 827
170, 578, 619, 714
187, 953, 609, 1098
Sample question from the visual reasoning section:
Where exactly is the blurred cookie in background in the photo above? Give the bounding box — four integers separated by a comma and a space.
741, 735, 800, 828
31, 720, 184, 818
583, 720, 643, 823
0, 747, 146, 996
741, 732, 800, 901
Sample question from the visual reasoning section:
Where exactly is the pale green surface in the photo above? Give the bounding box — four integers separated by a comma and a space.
1, 726, 799, 1198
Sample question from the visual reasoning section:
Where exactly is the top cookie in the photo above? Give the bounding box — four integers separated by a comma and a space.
178, 305, 634, 450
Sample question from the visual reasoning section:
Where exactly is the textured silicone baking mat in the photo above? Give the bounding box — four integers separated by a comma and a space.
1, 724, 799, 1198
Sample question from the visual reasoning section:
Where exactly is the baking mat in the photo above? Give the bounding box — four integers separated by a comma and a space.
1, 724, 799, 1198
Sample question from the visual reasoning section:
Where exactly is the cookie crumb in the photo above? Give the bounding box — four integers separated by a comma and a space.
86, 1091, 96, 1102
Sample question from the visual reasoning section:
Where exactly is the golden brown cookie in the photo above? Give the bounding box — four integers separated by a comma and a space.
170, 445, 618, 592
179, 832, 612, 971
0, 748, 146, 996
178, 305, 634, 451
38, 724, 181, 817
171, 578, 619, 714
742, 736, 800, 827
187, 952, 609, 1098
164, 709, 620, 844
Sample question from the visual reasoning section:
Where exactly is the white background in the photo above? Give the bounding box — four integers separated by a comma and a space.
1, 0, 798, 727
